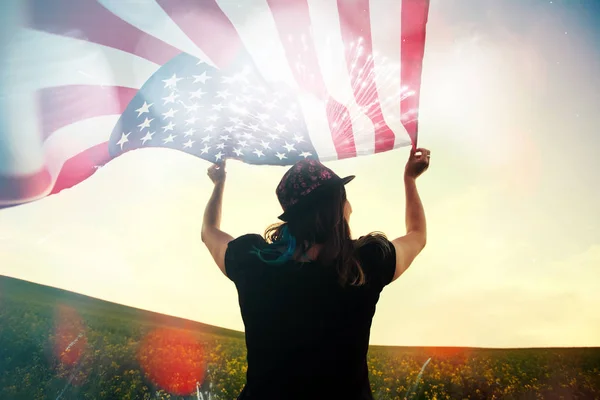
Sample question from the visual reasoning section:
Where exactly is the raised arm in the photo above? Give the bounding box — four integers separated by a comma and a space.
201, 161, 234, 276
390, 148, 430, 283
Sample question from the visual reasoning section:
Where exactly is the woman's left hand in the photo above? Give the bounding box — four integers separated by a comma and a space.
207, 160, 227, 185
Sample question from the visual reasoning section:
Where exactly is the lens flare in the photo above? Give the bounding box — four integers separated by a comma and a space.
53, 305, 87, 366
137, 327, 207, 396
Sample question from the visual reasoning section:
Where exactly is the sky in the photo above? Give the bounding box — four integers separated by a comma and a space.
1, 0, 600, 348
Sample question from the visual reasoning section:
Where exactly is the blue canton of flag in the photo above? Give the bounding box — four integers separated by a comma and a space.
108, 53, 318, 165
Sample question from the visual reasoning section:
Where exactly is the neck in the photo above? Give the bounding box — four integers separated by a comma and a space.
307, 244, 322, 258
293, 243, 321, 261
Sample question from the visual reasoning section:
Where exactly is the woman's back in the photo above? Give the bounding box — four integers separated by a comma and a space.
201, 150, 430, 399
225, 234, 396, 399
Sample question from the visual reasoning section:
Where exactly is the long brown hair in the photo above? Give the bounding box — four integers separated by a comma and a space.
260, 184, 391, 287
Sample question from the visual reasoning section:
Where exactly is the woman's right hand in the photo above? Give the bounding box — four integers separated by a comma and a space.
207, 160, 227, 185
404, 147, 430, 180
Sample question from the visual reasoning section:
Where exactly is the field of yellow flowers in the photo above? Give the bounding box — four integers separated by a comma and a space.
1, 276, 599, 399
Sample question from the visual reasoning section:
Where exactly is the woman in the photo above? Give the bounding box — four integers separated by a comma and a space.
201, 148, 430, 399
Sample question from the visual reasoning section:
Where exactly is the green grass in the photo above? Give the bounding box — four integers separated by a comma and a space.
1, 275, 599, 399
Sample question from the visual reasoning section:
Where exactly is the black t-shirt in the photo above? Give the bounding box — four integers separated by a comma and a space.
224, 234, 396, 400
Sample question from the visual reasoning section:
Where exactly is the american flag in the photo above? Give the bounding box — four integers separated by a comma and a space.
0, 0, 429, 207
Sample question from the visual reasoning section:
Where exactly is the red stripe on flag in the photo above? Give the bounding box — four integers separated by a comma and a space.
266, 0, 357, 159
336, 0, 396, 153
29, 0, 181, 65
50, 142, 111, 195
39, 86, 136, 140
156, 0, 244, 67
0, 169, 52, 204
400, 0, 429, 146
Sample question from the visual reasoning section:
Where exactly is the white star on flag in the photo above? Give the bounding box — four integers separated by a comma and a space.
192, 72, 211, 84
163, 134, 176, 143
140, 131, 155, 145
162, 108, 178, 119
138, 117, 153, 131
163, 92, 179, 105
190, 88, 206, 99
162, 122, 175, 132
283, 142, 296, 152
275, 123, 287, 133
163, 73, 183, 89
135, 102, 152, 117
117, 132, 130, 149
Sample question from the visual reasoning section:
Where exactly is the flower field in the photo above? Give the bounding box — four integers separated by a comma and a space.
1, 276, 598, 399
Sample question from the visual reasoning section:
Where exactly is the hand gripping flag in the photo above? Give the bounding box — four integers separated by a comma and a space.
0, 0, 429, 207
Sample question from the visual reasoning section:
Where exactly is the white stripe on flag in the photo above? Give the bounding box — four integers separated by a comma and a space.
370, 0, 412, 148
43, 115, 119, 180
11, 30, 159, 91
0, 3, 45, 175
306, 0, 376, 156
97, 0, 214, 66
0, 86, 46, 175
215, 0, 295, 87
296, 95, 338, 162
216, 0, 338, 161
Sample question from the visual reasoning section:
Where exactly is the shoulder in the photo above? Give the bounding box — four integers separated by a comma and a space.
224, 234, 267, 282
229, 233, 266, 247
226, 233, 267, 255
355, 233, 395, 260
354, 233, 396, 288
